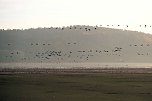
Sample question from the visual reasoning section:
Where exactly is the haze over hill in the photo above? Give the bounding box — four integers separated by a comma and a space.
0, 25, 152, 64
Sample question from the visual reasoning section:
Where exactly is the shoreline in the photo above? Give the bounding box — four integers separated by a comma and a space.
1, 67, 152, 74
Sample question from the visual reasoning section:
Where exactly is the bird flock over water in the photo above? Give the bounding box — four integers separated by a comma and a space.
4, 42, 152, 63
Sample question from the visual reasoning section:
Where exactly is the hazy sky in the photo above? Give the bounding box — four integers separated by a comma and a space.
0, 0, 152, 33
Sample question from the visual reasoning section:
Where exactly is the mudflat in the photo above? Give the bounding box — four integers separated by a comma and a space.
0, 68, 152, 101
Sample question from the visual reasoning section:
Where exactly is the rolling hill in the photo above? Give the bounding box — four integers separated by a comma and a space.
0, 25, 152, 64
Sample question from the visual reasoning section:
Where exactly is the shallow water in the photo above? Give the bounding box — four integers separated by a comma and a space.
0, 62, 152, 69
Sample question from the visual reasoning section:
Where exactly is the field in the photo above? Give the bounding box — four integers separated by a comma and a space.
0, 68, 152, 101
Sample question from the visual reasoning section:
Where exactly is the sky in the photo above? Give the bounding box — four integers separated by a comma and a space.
0, 0, 152, 33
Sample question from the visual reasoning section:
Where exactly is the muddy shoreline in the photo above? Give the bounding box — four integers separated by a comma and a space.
1, 67, 152, 74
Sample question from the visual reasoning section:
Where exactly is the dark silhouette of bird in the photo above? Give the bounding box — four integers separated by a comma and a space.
145, 25, 147, 28
45, 57, 49, 59
147, 44, 150, 46
104, 50, 109, 52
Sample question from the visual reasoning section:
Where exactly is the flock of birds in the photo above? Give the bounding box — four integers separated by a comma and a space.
1, 25, 152, 63
5, 43, 122, 62
0, 24, 152, 31
3, 42, 152, 63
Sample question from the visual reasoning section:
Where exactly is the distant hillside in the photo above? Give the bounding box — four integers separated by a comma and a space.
0, 25, 152, 63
